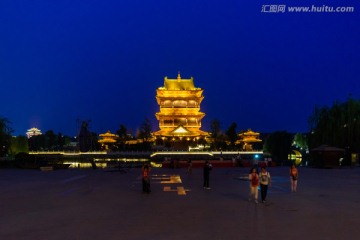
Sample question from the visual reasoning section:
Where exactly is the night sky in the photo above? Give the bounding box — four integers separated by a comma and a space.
1, 0, 359, 136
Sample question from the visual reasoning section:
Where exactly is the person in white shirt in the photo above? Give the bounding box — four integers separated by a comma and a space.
259, 166, 271, 203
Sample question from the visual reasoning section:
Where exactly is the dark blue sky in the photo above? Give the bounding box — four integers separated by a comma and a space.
1, 0, 359, 136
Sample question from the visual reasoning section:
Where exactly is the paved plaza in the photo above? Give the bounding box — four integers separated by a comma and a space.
1, 166, 360, 240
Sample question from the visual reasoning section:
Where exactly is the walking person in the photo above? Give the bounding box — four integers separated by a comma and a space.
142, 163, 151, 193
203, 160, 212, 189
187, 159, 192, 174
249, 167, 260, 203
290, 164, 298, 192
259, 166, 271, 203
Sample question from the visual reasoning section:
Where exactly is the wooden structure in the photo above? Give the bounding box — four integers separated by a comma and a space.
26, 127, 42, 138
153, 73, 209, 148
98, 131, 118, 150
236, 129, 262, 151
310, 145, 345, 168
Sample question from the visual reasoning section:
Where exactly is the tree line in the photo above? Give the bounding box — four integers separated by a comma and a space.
0, 117, 155, 156
308, 96, 360, 165
1, 96, 360, 165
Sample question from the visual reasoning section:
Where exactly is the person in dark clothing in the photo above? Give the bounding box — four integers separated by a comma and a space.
142, 163, 151, 193
203, 160, 212, 189
259, 166, 271, 203
187, 160, 192, 174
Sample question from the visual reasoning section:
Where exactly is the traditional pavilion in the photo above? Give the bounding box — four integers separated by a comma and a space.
153, 73, 209, 148
236, 129, 262, 151
98, 131, 118, 150
26, 127, 42, 138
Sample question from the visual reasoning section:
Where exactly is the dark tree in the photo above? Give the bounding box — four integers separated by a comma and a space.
0, 117, 13, 157
138, 118, 152, 141
78, 121, 92, 152
90, 132, 101, 151
9, 135, 29, 155
293, 133, 308, 150
116, 124, 128, 150
263, 131, 292, 164
116, 124, 127, 139
225, 122, 238, 149
210, 119, 221, 140
210, 119, 227, 150
308, 96, 360, 165
57, 133, 65, 150
137, 118, 152, 151
44, 130, 56, 150
28, 134, 46, 151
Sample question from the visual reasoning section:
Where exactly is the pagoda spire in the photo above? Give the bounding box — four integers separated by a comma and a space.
177, 71, 181, 82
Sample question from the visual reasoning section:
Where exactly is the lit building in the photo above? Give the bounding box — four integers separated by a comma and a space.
26, 127, 42, 138
236, 129, 262, 151
153, 73, 209, 148
98, 131, 118, 150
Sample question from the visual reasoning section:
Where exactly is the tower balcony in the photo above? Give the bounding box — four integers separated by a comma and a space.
157, 108, 204, 115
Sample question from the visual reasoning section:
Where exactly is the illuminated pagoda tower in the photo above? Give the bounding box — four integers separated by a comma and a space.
236, 129, 262, 151
153, 73, 209, 149
26, 127, 42, 138
98, 131, 118, 150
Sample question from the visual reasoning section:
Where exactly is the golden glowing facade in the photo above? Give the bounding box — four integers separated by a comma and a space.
236, 129, 262, 151
26, 127, 42, 138
98, 131, 118, 150
153, 73, 209, 141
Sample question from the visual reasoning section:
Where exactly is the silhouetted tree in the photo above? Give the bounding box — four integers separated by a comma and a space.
10, 135, 29, 155
0, 117, 13, 157
57, 133, 65, 150
137, 118, 152, 150
116, 124, 128, 150
28, 134, 46, 151
116, 124, 127, 139
78, 121, 92, 152
138, 118, 152, 141
90, 132, 100, 151
293, 133, 308, 150
225, 122, 238, 149
263, 131, 292, 164
210, 119, 221, 140
308, 96, 360, 165
44, 130, 56, 150
210, 119, 226, 150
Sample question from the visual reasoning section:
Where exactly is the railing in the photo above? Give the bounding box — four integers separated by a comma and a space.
28, 150, 263, 156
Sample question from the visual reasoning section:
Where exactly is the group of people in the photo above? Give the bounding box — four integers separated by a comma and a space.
248, 166, 271, 203
248, 164, 299, 203
141, 161, 299, 201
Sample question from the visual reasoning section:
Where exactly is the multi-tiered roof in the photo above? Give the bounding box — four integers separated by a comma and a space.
153, 73, 209, 140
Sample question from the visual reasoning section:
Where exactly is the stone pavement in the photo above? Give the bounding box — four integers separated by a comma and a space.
1, 166, 360, 240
